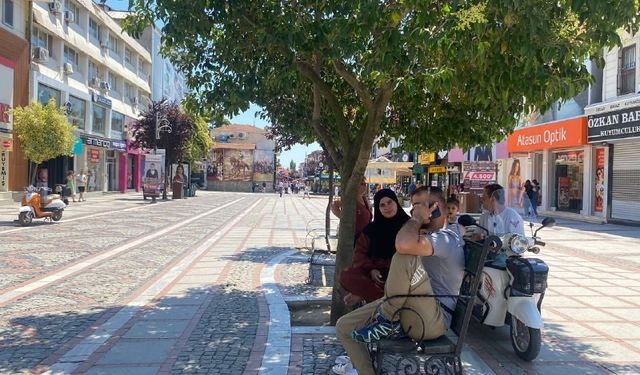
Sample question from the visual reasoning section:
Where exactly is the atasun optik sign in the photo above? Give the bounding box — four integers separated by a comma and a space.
587, 107, 640, 143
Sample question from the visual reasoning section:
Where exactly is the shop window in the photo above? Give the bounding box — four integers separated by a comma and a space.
37, 83, 61, 106
3, 0, 14, 27
67, 95, 85, 129
92, 104, 106, 134
619, 44, 636, 95
553, 151, 584, 213
112, 111, 124, 133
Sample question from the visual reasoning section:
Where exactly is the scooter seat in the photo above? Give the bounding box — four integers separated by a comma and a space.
42, 194, 61, 206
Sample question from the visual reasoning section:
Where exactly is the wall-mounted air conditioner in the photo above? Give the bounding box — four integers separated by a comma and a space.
33, 47, 49, 63
63, 62, 73, 75
63, 10, 75, 23
49, 0, 62, 14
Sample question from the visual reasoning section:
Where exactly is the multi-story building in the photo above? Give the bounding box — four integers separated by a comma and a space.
0, 0, 29, 195
107, 9, 186, 103
30, 0, 152, 193
584, 31, 640, 223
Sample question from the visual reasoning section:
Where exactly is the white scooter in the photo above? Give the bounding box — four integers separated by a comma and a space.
459, 215, 555, 361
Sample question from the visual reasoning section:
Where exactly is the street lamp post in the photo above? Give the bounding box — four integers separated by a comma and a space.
155, 111, 172, 200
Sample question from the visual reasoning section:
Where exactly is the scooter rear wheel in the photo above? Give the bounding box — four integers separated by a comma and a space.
18, 211, 33, 226
510, 316, 541, 361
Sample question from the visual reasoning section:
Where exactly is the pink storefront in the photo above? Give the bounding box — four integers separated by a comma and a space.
121, 116, 143, 193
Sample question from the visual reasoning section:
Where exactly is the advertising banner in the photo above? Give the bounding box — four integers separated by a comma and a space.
0, 151, 8, 192
253, 149, 274, 182
223, 149, 253, 181
206, 149, 224, 181
462, 161, 497, 192
594, 148, 605, 212
144, 153, 165, 184
0, 60, 14, 136
505, 158, 531, 209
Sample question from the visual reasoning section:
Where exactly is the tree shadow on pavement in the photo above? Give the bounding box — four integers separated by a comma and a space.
0, 284, 267, 374
466, 320, 640, 374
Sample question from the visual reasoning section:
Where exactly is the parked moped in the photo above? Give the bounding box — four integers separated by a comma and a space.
18, 186, 66, 226
459, 215, 555, 361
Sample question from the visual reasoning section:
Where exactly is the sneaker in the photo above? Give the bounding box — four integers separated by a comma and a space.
334, 355, 350, 365
332, 362, 356, 375
351, 313, 401, 343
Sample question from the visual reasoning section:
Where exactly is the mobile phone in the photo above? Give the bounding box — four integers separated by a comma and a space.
430, 203, 442, 219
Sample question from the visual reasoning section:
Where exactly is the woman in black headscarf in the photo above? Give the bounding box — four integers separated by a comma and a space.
340, 188, 411, 306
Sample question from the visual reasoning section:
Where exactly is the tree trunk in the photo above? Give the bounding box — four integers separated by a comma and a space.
329, 168, 364, 324
325, 161, 334, 251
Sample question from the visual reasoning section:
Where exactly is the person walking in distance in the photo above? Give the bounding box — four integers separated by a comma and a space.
65, 170, 77, 203
77, 170, 88, 202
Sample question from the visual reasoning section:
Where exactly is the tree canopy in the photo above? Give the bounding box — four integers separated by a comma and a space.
124, 0, 639, 319
183, 116, 215, 163
129, 100, 194, 164
11, 100, 75, 166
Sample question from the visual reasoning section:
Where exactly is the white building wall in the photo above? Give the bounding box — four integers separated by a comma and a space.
0, 0, 26, 39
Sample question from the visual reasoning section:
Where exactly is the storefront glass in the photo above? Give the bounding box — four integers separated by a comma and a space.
92, 104, 107, 134
553, 151, 584, 213
68, 95, 86, 129
86, 147, 104, 192
37, 83, 60, 105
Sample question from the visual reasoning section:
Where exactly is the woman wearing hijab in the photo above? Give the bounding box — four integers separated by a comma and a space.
340, 188, 411, 306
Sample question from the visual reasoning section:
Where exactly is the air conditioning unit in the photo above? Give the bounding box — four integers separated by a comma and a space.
90, 76, 101, 87
49, 0, 62, 14
237, 132, 247, 139
63, 10, 75, 23
99, 81, 111, 92
33, 47, 49, 63
63, 62, 73, 75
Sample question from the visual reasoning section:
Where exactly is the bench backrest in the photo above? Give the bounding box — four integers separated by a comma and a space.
450, 236, 500, 355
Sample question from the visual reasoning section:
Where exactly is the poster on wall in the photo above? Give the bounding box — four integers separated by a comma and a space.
223, 149, 253, 181
505, 157, 532, 209
462, 161, 497, 191
253, 149, 274, 182
206, 149, 224, 181
171, 163, 190, 189
558, 177, 570, 209
594, 148, 605, 213
0, 59, 14, 136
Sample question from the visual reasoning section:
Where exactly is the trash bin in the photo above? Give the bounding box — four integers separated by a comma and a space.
172, 181, 183, 199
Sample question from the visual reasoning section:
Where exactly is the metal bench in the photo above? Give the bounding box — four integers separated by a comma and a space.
368, 236, 500, 374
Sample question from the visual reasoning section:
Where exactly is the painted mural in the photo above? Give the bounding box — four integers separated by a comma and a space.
253, 150, 274, 182
223, 149, 253, 181
206, 149, 224, 181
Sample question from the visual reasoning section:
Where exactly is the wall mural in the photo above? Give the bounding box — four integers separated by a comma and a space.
206, 149, 224, 181
253, 149, 274, 182
223, 149, 253, 181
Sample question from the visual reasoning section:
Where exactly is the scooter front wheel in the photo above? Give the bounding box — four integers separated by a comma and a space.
510, 315, 541, 361
18, 211, 33, 226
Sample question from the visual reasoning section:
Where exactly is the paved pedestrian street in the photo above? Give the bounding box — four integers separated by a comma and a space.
1, 191, 639, 375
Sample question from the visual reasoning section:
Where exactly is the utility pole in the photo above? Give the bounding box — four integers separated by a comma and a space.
155, 109, 172, 200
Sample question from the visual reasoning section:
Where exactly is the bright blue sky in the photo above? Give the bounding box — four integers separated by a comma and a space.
105, 0, 320, 167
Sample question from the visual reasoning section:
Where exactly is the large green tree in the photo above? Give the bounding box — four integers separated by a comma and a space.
11, 100, 76, 183
124, 0, 639, 321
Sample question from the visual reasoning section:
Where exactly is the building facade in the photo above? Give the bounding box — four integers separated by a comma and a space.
207, 124, 275, 192
30, 0, 152, 193
0, 0, 29, 194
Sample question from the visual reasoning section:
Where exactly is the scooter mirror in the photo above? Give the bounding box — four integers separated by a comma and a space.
458, 214, 476, 227
541, 217, 556, 228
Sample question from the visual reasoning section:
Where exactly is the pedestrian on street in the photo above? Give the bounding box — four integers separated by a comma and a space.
66, 170, 77, 202
77, 170, 88, 202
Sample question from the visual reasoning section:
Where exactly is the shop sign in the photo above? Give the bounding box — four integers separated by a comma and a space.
587, 106, 640, 142
92, 93, 112, 108
89, 149, 100, 162
0, 138, 12, 152
428, 166, 446, 174
594, 148, 605, 213
0, 151, 8, 192
507, 117, 587, 152
463, 171, 496, 181
418, 152, 435, 164
111, 140, 127, 151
